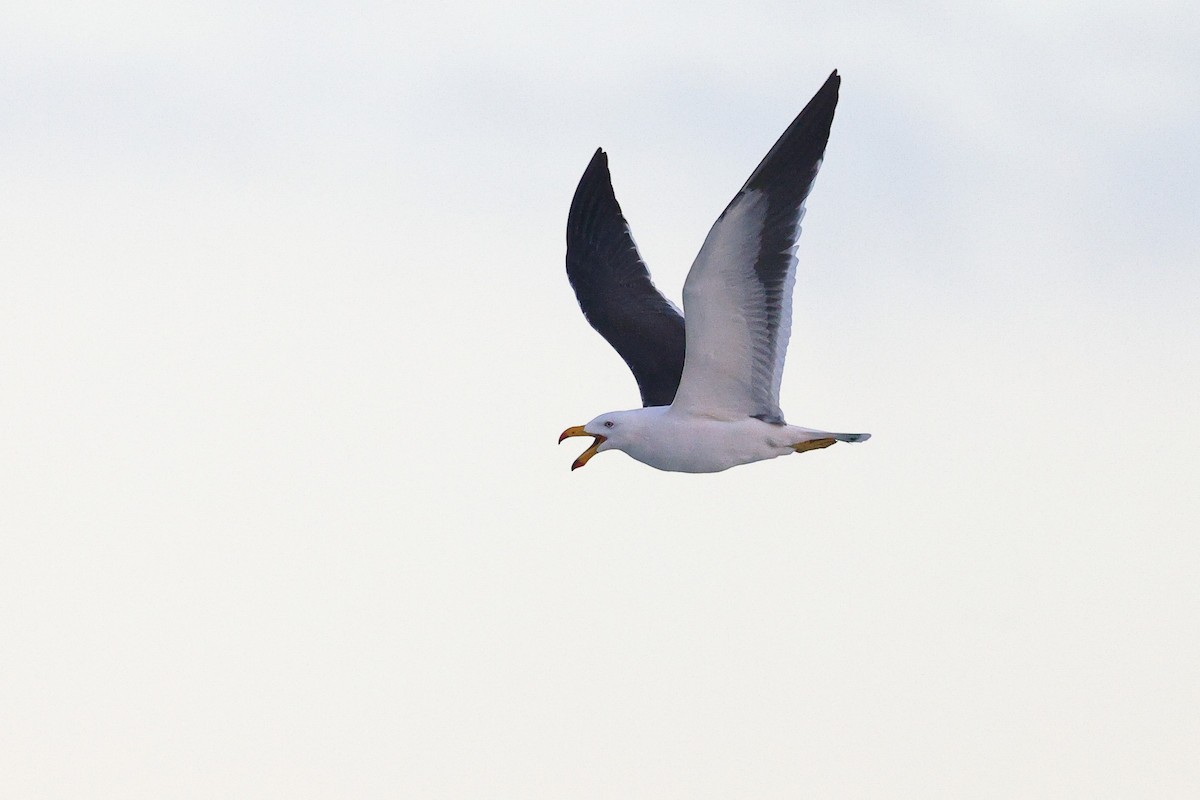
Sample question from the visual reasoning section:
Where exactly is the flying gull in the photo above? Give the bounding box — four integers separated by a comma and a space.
559, 70, 869, 473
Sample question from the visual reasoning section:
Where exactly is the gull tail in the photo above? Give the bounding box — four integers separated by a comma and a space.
789, 428, 871, 453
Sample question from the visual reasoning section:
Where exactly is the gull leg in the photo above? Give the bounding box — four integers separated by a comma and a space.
792, 437, 837, 453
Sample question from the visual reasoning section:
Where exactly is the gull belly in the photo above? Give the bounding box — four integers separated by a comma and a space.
620, 412, 802, 474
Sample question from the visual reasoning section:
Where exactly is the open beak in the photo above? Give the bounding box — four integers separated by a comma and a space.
558, 425, 607, 471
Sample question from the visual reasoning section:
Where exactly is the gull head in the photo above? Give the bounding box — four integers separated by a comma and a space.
558, 409, 643, 471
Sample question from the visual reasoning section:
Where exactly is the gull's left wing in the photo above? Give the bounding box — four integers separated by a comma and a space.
671, 70, 840, 423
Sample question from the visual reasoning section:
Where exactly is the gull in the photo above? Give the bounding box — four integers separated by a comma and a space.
559, 70, 869, 473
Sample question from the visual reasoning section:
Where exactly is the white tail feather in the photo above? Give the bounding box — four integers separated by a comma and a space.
792, 427, 871, 443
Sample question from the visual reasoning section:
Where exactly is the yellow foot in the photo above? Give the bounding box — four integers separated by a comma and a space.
793, 437, 837, 453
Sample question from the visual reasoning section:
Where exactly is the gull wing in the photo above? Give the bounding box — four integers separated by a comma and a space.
565, 148, 686, 407
670, 70, 840, 423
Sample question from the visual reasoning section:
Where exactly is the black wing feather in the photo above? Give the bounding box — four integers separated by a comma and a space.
565, 149, 686, 407
741, 70, 840, 422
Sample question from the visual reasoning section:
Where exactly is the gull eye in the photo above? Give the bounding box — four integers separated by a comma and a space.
603, 420, 614, 428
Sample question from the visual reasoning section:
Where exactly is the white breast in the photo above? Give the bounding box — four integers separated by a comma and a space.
621, 412, 798, 473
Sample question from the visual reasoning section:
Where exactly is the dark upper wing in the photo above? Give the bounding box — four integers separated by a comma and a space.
672, 70, 840, 423
565, 148, 686, 407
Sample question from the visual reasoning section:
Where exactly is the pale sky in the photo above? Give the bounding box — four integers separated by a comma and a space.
3, 2, 1198, 797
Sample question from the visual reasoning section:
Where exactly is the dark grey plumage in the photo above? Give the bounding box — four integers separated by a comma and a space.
565, 150, 686, 407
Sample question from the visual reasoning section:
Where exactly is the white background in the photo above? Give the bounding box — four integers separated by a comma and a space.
3, 2, 1198, 796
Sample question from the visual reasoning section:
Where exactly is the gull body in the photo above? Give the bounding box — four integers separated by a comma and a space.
570, 407, 867, 473
559, 70, 870, 473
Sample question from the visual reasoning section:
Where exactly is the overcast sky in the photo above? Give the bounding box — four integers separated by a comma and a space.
3, 2, 1198, 797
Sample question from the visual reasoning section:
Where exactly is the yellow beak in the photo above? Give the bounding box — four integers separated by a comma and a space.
558, 425, 607, 471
